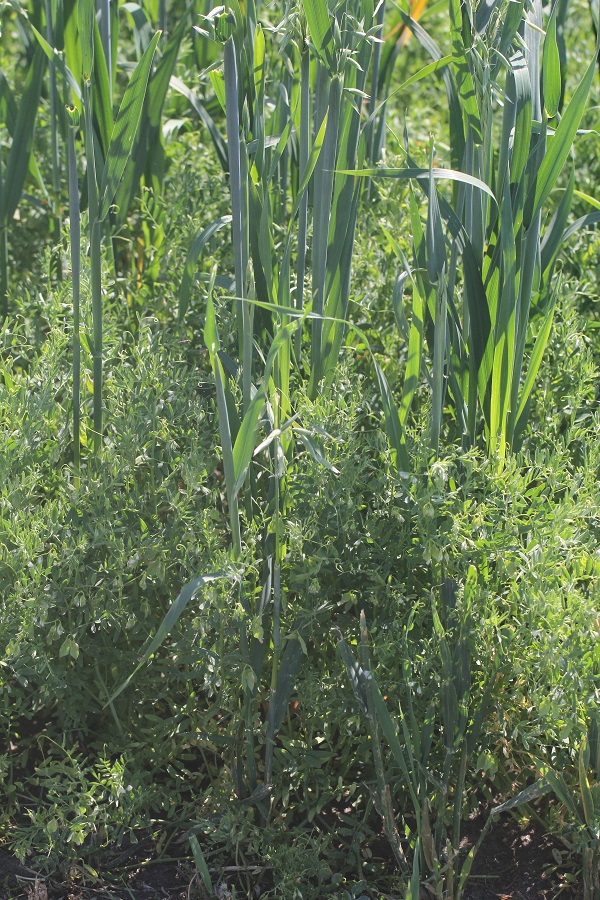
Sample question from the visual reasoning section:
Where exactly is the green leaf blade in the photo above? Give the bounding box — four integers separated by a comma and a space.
98, 30, 161, 221
107, 572, 229, 703
3, 47, 46, 225
78, 0, 95, 81
542, 4, 561, 119
528, 46, 598, 224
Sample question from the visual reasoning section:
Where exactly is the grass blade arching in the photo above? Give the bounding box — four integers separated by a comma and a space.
178, 216, 232, 320
108, 572, 229, 703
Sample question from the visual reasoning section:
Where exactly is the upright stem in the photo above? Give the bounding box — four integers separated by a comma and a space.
45, 0, 62, 272
224, 38, 250, 373
359, 612, 408, 872
98, 0, 112, 104
365, 0, 385, 193
430, 274, 447, 456
68, 116, 81, 486
294, 48, 310, 362
0, 223, 7, 323
90, 226, 103, 456
310, 73, 342, 396
224, 40, 243, 301
83, 81, 103, 457
240, 146, 252, 419
264, 404, 283, 785
0, 126, 7, 321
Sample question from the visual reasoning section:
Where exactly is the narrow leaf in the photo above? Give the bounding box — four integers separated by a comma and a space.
189, 835, 213, 894
78, 0, 95, 80
31, 25, 82, 103
301, 0, 333, 67
268, 639, 304, 735
3, 47, 46, 224
108, 573, 229, 702
528, 45, 598, 224
296, 429, 340, 474
491, 778, 552, 815
98, 30, 161, 221
449, 0, 482, 142
231, 387, 266, 497
147, 10, 191, 129
339, 166, 497, 202
170, 75, 228, 170
514, 302, 555, 428
562, 210, 600, 243
373, 357, 409, 472
93, 18, 114, 156
179, 216, 232, 320
536, 763, 581, 820
336, 634, 368, 716
579, 741, 595, 827
542, 3, 561, 118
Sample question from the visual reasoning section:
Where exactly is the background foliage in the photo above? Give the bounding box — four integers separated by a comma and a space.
1, 0, 600, 897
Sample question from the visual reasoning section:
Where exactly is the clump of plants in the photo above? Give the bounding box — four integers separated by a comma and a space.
1, 0, 600, 898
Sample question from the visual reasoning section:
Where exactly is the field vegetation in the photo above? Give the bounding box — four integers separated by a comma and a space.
1, 0, 600, 897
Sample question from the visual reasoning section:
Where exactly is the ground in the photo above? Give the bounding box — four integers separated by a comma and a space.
0, 816, 581, 899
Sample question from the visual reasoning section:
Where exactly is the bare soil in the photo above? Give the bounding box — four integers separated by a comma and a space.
461, 814, 577, 899
0, 816, 582, 899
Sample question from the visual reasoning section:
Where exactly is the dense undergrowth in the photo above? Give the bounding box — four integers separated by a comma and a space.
1, 0, 600, 898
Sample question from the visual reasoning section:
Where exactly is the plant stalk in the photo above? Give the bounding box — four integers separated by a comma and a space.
83, 80, 103, 457
67, 114, 81, 486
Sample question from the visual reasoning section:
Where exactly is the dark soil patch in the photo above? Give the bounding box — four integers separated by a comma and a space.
0, 817, 582, 899
0, 849, 192, 900
462, 815, 578, 899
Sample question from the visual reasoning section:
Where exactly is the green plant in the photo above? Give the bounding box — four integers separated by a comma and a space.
537, 716, 600, 900
66, 103, 81, 485
3, 2, 600, 895
44, 0, 63, 270
0, 36, 45, 318
80, 19, 160, 456
165, 0, 412, 806
355, 0, 599, 463
8, 741, 144, 869
35, 4, 180, 457
337, 580, 507, 898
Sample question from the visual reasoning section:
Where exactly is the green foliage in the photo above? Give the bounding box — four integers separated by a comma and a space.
0, 41, 46, 318
6, 746, 145, 869
365, 0, 599, 462
2, 2, 600, 897
0, 303, 230, 861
